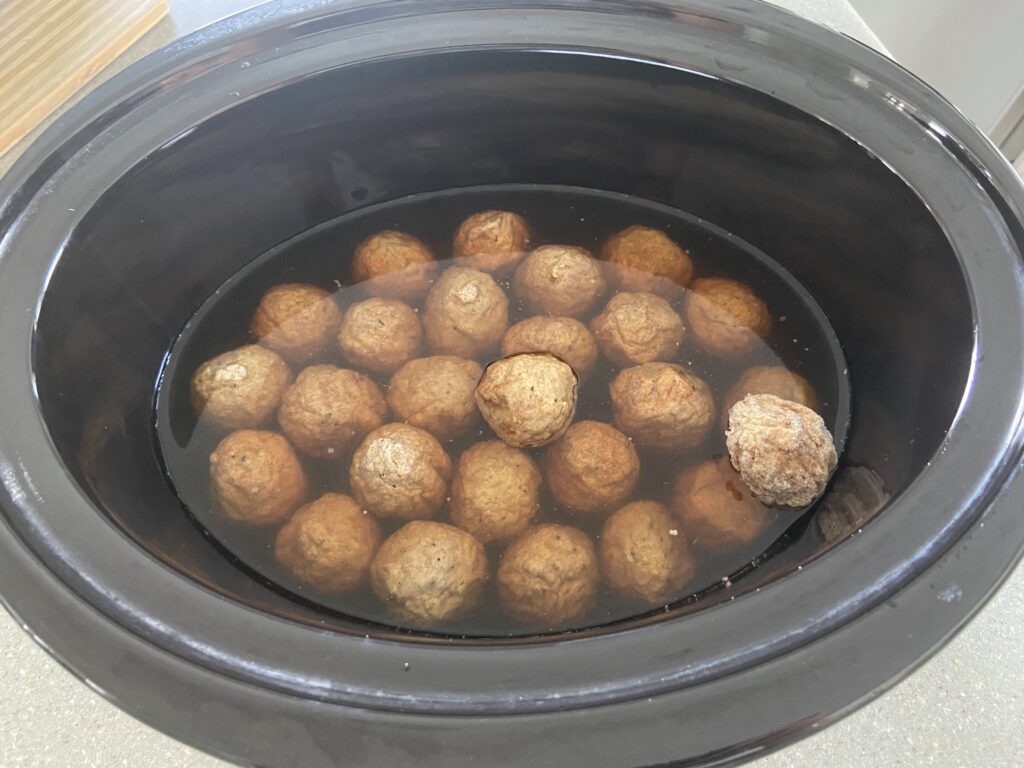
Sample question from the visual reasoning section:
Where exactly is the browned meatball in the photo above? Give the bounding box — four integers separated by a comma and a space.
422, 266, 509, 357
274, 493, 381, 592
350, 423, 452, 520
387, 355, 482, 443
501, 316, 598, 381
726, 393, 837, 508
475, 353, 578, 448
352, 230, 437, 301
670, 458, 770, 549
512, 245, 607, 317
601, 225, 694, 297
600, 501, 694, 604
210, 430, 308, 525
497, 524, 599, 625
450, 441, 542, 544
610, 363, 715, 452
250, 283, 342, 364
546, 421, 640, 514
337, 297, 423, 374
191, 345, 291, 430
685, 277, 772, 360
370, 521, 488, 623
277, 365, 387, 458
452, 210, 531, 274
720, 365, 818, 430
590, 292, 685, 367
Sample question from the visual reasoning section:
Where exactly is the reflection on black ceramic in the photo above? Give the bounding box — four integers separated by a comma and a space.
155, 185, 851, 636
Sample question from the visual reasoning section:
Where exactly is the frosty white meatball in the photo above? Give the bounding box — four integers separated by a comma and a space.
726, 393, 837, 508
475, 353, 578, 448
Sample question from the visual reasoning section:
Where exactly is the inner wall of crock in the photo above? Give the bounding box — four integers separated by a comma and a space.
32, 50, 973, 637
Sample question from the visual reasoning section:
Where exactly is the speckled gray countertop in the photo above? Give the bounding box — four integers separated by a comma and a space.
1, 2, 1021, 766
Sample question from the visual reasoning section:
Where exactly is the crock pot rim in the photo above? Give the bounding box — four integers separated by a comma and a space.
0, 2, 1022, 764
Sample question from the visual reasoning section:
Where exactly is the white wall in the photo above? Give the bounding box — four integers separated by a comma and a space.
850, 0, 1024, 134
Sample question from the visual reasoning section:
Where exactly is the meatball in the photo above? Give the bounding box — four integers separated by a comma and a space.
422, 266, 509, 357
670, 458, 769, 549
609, 363, 715, 452
546, 421, 640, 514
590, 292, 685, 367
387, 355, 482, 443
601, 225, 694, 297
600, 501, 694, 604
497, 524, 599, 625
685, 277, 772, 360
512, 245, 607, 317
250, 283, 342, 364
209, 430, 308, 525
337, 297, 423, 374
450, 441, 542, 544
720, 365, 818, 430
191, 344, 291, 430
277, 365, 388, 458
726, 393, 837, 508
501, 316, 598, 381
452, 210, 531, 274
352, 230, 437, 301
350, 423, 452, 520
370, 521, 488, 623
274, 493, 382, 592
475, 353, 578, 448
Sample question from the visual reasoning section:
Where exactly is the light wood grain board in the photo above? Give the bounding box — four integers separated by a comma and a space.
0, 0, 168, 156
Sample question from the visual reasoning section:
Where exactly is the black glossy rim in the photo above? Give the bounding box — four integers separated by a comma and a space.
0, 1, 1023, 766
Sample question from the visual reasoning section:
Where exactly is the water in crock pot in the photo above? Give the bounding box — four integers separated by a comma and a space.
154, 185, 850, 638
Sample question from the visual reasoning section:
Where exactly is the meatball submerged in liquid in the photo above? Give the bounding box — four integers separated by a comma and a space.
250, 283, 342, 364
209, 429, 308, 525
191, 344, 291, 430
371, 520, 488, 623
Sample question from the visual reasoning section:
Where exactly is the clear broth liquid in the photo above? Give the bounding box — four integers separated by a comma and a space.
155, 185, 850, 638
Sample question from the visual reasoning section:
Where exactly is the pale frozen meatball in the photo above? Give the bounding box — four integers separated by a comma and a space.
610, 363, 715, 452
423, 266, 509, 357
497, 524, 599, 625
387, 356, 482, 443
512, 245, 607, 317
337, 298, 423, 374
210, 430, 308, 525
590, 292, 685, 367
352, 230, 437, 301
601, 225, 694, 297
250, 283, 342, 364
274, 493, 382, 592
277, 365, 387, 458
685, 277, 772, 360
670, 458, 769, 549
450, 441, 542, 544
191, 344, 291, 430
370, 521, 488, 623
600, 501, 694, 604
726, 393, 837, 508
546, 421, 640, 514
720, 365, 818, 431
452, 210, 531, 273
350, 423, 452, 520
501, 316, 598, 381
476, 353, 578, 448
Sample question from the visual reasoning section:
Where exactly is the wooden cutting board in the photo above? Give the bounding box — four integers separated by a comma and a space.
0, 0, 168, 156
